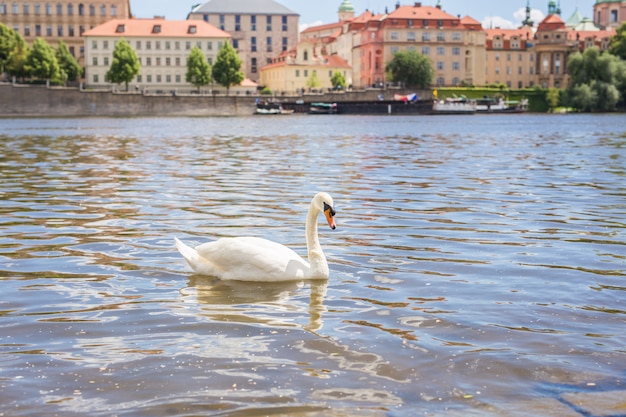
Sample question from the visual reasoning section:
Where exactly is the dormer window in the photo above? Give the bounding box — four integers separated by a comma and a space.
188, 25, 197, 34
152, 24, 161, 33
116, 24, 125, 33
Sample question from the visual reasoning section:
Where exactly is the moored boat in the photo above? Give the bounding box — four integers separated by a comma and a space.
432, 98, 477, 114
255, 102, 294, 115
309, 102, 337, 114
476, 97, 528, 113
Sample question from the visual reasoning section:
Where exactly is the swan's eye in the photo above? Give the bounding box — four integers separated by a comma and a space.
324, 202, 336, 217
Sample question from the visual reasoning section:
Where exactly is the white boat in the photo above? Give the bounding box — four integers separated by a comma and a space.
476, 97, 528, 113
255, 102, 294, 115
432, 98, 476, 114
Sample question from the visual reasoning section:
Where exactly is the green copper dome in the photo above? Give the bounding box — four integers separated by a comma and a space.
338, 0, 355, 12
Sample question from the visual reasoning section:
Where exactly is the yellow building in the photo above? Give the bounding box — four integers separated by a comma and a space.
259, 40, 352, 94
0, 0, 130, 64
485, 27, 536, 88
83, 18, 233, 92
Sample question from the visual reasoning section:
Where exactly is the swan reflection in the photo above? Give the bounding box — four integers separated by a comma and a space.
184, 276, 328, 331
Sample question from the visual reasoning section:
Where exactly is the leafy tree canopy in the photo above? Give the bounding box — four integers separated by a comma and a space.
565, 46, 626, 111
105, 38, 140, 91
306, 70, 320, 89
185, 45, 212, 92
56, 40, 82, 83
385, 50, 434, 89
212, 41, 244, 94
330, 70, 347, 89
26, 38, 60, 82
0, 24, 24, 73
609, 22, 626, 61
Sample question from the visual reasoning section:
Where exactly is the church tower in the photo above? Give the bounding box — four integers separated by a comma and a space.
522, 0, 534, 26
548, 0, 561, 15
338, 0, 355, 22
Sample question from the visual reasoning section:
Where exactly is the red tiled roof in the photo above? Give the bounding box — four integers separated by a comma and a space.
83, 18, 230, 38
387, 5, 458, 20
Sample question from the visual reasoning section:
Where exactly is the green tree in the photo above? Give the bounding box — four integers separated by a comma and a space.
545, 87, 560, 111
609, 22, 626, 60
385, 50, 434, 89
0, 23, 20, 74
185, 45, 212, 92
212, 41, 244, 95
25, 38, 60, 83
330, 70, 347, 90
105, 38, 140, 91
56, 40, 82, 83
565, 46, 626, 111
5, 34, 30, 81
306, 70, 320, 89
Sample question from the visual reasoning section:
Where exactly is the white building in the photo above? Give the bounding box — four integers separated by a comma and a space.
83, 18, 233, 92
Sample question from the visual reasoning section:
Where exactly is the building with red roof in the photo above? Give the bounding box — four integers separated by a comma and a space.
83, 18, 232, 91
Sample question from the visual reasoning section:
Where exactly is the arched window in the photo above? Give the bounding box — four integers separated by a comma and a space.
56, 2, 62, 15
78, 3, 84, 15
100, 4, 105, 16
0, 3, 7, 15
110, 4, 116, 16
11, 2, 17, 14
34, 2, 40, 15
45, 2, 51, 15
89, 3, 94, 15
67, 3, 73, 15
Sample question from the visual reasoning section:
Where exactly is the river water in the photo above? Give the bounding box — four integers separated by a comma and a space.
0, 114, 624, 416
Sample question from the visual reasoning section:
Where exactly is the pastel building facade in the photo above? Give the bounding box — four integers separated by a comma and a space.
83, 18, 231, 91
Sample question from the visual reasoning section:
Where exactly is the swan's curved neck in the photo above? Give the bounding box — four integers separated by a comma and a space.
305, 204, 329, 278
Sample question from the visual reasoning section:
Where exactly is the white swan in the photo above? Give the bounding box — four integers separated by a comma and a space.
174, 192, 337, 282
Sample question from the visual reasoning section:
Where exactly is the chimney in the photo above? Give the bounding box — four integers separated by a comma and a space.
415, 2, 421, 6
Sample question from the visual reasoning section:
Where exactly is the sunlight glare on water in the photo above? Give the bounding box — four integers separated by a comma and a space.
0, 114, 625, 416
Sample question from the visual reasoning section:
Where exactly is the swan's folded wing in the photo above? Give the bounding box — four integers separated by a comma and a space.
195, 237, 310, 281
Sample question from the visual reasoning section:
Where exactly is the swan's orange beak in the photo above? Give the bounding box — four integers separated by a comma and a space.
324, 203, 336, 230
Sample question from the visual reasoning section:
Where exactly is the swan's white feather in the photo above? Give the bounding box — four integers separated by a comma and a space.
174, 192, 335, 282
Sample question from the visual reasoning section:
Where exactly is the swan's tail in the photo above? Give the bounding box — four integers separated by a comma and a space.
175, 237, 200, 267
175, 237, 219, 277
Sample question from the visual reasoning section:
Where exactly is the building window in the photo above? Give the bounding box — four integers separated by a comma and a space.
295, 69, 300, 77
165, 41, 170, 50
93, 74, 98, 83
185, 41, 190, 50
92, 57, 98, 66
251, 36, 256, 52
207, 41, 212, 50
35, 24, 41, 36
266, 15, 272, 31
153, 25, 161, 34
46, 25, 52, 36
282, 37, 287, 51
437, 76, 444, 86
78, 3, 83, 15
407, 31, 415, 41
452, 32, 461, 41
46, 3, 52, 15
24, 26, 30, 36
175, 74, 181, 83
233, 39, 238, 49
68, 25, 74, 36
104, 57, 109, 66
0, 3, 6, 15
56, 2, 62, 15
266, 37, 272, 52
175, 41, 180, 50
188, 25, 197, 34
391, 46, 399, 54
282, 15, 287, 31
166, 74, 171, 83
452, 47, 460, 55
219, 15, 224, 30
175, 57, 181, 66
422, 32, 430, 41
165, 57, 171, 66
67, 3, 73, 15
452, 62, 460, 70
146, 57, 151, 66
57, 25, 63, 36
156, 75, 161, 83
251, 15, 256, 31
251, 57, 257, 73
422, 46, 430, 54
111, 4, 116, 16
116, 24, 124, 33
235, 15, 240, 31
611, 10, 618, 22
155, 41, 161, 50
147, 75, 152, 83
100, 4, 105, 16
437, 61, 444, 70
23, 2, 29, 14
156, 57, 161, 66
437, 32, 445, 41
89, 4, 94, 16
437, 46, 445, 55
390, 31, 399, 40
